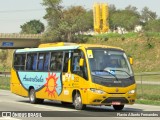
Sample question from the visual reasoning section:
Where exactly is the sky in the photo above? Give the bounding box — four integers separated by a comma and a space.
0, 0, 159, 33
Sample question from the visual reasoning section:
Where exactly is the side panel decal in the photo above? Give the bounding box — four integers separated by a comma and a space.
17, 72, 62, 97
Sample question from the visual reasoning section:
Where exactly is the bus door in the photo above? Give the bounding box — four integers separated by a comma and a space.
70, 50, 89, 103
62, 51, 73, 101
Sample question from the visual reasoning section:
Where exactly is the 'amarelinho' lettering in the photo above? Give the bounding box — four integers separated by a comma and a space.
23, 75, 44, 82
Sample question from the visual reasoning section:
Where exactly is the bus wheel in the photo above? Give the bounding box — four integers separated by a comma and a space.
73, 92, 86, 110
113, 105, 124, 111
29, 89, 44, 104
29, 89, 37, 104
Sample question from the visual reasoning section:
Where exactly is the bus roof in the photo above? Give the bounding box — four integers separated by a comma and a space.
79, 43, 123, 50
38, 42, 123, 50
15, 45, 79, 53
15, 42, 123, 53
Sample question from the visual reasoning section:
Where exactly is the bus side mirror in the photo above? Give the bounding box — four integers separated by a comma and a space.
79, 58, 84, 67
129, 57, 133, 65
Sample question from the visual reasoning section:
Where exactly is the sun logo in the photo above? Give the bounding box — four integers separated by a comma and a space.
45, 73, 58, 98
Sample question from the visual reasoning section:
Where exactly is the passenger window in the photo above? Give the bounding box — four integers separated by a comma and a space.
32, 54, 37, 70
26, 53, 37, 70
37, 53, 44, 70
50, 52, 63, 71
63, 52, 70, 72
14, 54, 26, 70
37, 53, 50, 71
44, 53, 50, 71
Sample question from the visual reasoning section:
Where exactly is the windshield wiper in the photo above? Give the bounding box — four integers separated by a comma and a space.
101, 69, 119, 81
110, 69, 131, 77
104, 69, 132, 80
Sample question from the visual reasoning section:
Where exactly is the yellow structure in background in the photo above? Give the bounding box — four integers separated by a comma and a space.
93, 3, 109, 33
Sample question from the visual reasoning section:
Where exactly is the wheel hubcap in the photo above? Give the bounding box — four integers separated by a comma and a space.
30, 91, 34, 101
75, 96, 81, 107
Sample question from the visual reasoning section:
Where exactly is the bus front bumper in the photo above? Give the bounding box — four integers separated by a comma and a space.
86, 90, 136, 105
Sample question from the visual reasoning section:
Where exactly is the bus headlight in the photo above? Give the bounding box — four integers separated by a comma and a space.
90, 88, 106, 94
128, 90, 135, 94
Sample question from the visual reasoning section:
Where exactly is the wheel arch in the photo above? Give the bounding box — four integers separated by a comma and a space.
28, 86, 35, 96
72, 89, 81, 102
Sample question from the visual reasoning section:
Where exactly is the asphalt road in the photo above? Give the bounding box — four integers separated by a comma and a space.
0, 90, 159, 120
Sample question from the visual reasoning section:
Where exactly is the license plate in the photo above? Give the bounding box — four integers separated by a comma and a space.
112, 102, 121, 105
111, 94, 123, 97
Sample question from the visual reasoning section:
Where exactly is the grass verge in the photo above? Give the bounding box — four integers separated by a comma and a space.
0, 76, 10, 90
135, 74, 160, 81
136, 84, 160, 101
136, 99, 160, 106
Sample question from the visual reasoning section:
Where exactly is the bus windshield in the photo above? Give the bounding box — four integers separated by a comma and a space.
88, 49, 133, 79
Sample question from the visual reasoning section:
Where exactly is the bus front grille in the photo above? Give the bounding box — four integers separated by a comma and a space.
101, 97, 129, 104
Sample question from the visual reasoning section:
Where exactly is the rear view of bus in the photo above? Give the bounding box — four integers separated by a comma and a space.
86, 47, 136, 110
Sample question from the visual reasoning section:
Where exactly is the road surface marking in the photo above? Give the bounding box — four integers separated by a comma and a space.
2, 100, 78, 111
0, 117, 21, 120
35, 104, 77, 111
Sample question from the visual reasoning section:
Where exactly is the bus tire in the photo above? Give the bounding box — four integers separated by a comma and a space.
29, 88, 38, 104
113, 105, 124, 111
73, 92, 86, 110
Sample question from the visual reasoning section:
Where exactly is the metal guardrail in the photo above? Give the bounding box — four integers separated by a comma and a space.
135, 72, 160, 84
134, 72, 160, 100
0, 72, 10, 74
135, 72, 160, 76
0, 72, 10, 77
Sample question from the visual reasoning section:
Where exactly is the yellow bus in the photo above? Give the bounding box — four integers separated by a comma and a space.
11, 42, 136, 110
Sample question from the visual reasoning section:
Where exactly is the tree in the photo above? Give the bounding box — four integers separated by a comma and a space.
42, 0, 62, 28
59, 6, 92, 41
144, 19, 160, 32
109, 4, 116, 13
141, 7, 157, 22
20, 20, 45, 34
108, 4, 117, 30
125, 5, 139, 14
42, 0, 67, 42
42, 0, 93, 42
109, 5, 140, 32
110, 9, 140, 31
